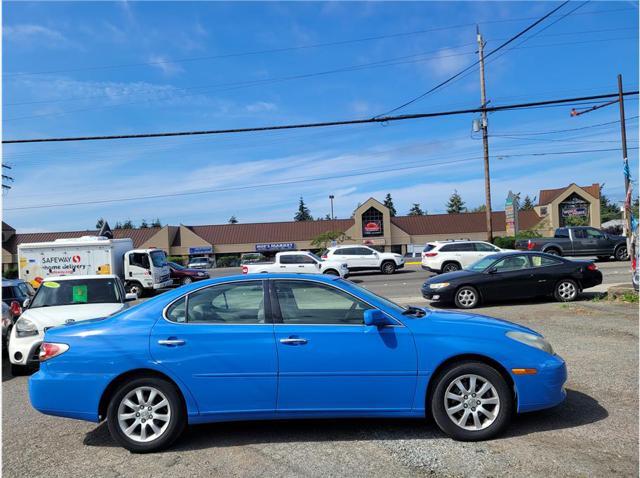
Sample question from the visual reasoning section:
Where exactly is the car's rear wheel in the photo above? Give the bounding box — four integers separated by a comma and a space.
181, 277, 193, 285
381, 261, 396, 275
431, 361, 513, 441
545, 248, 561, 256
442, 262, 461, 273
107, 377, 186, 453
454, 286, 479, 309
614, 245, 629, 261
554, 279, 578, 302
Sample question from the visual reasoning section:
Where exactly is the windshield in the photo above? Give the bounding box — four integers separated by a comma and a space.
337, 279, 407, 314
468, 256, 499, 272
30, 278, 122, 308
168, 262, 185, 270
191, 258, 207, 263
309, 252, 324, 262
150, 250, 167, 267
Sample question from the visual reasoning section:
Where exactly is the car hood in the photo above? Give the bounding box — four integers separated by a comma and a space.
20, 303, 125, 329
405, 307, 539, 336
182, 268, 208, 274
424, 269, 480, 283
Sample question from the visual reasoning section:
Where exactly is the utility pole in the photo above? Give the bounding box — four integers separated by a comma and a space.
617, 74, 634, 267
329, 195, 335, 220
477, 26, 493, 242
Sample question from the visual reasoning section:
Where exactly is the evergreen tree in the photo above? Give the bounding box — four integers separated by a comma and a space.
140, 219, 149, 228
407, 203, 424, 216
294, 197, 313, 221
121, 219, 134, 229
446, 190, 466, 213
228, 216, 238, 224
383, 193, 397, 216
600, 193, 622, 222
151, 218, 162, 228
114, 221, 122, 229
95, 218, 105, 229
520, 195, 535, 211
470, 204, 486, 212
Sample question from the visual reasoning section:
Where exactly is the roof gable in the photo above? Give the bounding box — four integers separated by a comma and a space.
539, 183, 600, 205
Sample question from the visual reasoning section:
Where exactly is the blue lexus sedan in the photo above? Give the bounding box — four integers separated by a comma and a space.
29, 274, 567, 453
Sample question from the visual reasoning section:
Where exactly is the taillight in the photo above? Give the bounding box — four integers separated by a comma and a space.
321, 255, 328, 259
39, 342, 69, 362
241, 266, 248, 274
527, 240, 534, 250
10, 300, 22, 317
424, 252, 438, 257
587, 263, 597, 271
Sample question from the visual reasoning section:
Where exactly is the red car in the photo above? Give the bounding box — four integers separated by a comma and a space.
167, 262, 210, 286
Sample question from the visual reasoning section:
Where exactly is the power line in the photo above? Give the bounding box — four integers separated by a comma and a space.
3, 4, 632, 79
374, 0, 577, 117
6, 145, 638, 211
4, 91, 638, 144
492, 115, 639, 136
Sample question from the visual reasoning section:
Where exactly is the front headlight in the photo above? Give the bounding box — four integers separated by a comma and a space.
506, 331, 554, 355
15, 318, 38, 338
429, 282, 450, 289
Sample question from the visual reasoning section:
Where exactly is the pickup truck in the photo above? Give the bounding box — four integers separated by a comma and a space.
241, 251, 350, 278
515, 226, 628, 260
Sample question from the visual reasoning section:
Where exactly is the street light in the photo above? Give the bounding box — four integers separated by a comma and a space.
329, 195, 335, 219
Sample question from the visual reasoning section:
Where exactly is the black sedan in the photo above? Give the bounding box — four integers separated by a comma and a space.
421, 251, 603, 309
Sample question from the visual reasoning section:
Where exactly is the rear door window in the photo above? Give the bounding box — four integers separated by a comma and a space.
423, 244, 436, 252
474, 242, 499, 252
531, 255, 563, 267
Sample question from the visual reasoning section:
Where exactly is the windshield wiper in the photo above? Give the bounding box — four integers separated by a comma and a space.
402, 306, 426, 317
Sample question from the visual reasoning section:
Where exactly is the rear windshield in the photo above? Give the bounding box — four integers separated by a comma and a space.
30, 279, 122, 308
423, 244, 436, 252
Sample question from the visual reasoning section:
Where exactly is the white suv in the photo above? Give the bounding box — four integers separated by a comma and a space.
322, 245, 405, 274
421, 240, 504, 274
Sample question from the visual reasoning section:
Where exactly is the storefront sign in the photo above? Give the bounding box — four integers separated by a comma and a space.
362, 238, 386, 246
256, 242, 295, 252
362, 220, 383, 237
505, 191, 519, 236
561, 205, 588, 217
189, 246, 213, 254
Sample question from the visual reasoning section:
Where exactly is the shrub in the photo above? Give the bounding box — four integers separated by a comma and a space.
216, 255, 240, 268
2, 266, 18, 279
493, 236, 515, 249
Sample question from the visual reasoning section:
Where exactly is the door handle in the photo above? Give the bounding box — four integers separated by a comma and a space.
279, 338, 308, 345
298, 265, 305, 268
157, 339, 185, 346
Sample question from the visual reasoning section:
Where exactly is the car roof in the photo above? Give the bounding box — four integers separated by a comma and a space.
2, 278, 27, 286
429, 240, 488, 245
41, 274, 119, 281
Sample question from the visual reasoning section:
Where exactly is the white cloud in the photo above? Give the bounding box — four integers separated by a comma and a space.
148, 55, 185, 76
245, 101, 277, 113
3, 24, 76, 49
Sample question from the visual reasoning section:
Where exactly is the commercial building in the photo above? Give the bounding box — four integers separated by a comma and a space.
2, 183, 601, 270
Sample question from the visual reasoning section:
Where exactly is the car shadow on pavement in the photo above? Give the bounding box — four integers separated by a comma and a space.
429, 292, 607, 310
83, 389, 606, 451
2, 355, 16, 383
348, 269, 417, 279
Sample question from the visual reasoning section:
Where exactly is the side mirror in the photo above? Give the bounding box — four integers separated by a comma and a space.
487, 267, 498, 274
23, 298, 30, 308
364, 309, 390, 327
125, 293, 138, 302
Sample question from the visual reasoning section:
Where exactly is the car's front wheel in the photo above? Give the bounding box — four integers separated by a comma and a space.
431, 361, 513, 441
107, 377, 186, 453
381, 261, 396, 274
10, 363, 35, 376
323, 269, 339, 276
454, 286, 479, 309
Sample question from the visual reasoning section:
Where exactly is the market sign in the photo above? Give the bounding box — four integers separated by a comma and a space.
256, 242, 295, 252
505, 191, 519, 236
561, 205, 588, 217
362, 220, 383, 237
189, 246, 213, 254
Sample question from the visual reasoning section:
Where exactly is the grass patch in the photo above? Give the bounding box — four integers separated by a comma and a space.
619, 292, 639, 303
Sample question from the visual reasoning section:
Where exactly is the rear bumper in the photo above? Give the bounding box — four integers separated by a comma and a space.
421, 265, 441, 273
514, 355, 567, 413
581, 271, 603, 289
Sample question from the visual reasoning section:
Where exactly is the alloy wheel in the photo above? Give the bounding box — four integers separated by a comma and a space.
616, 246, 628, 261
444, 374, 500, 431
557, 281, 577, 300
443, 263, 460, 273
182, 277, 193, 285
117, 386, 172, 443
456, 288, 476, 307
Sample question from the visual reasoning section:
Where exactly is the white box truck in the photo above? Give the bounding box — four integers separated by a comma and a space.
18, 236, 173, 296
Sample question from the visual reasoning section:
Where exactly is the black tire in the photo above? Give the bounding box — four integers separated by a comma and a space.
381, 261, 396, 275
544, 248, 561, 256
554, 278, 579, 302
454, 286, 479, 309
323, 269, 339, 276
431, 361, 513, 441
126, 282, 144, 298
442, 262, 461, 273
614, 244, 629, 261
181, 277, 193, 286
11, 363, 35, 376
107, 377, 186, 453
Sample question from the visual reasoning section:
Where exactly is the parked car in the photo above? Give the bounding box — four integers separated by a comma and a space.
242, 251, 349, 278
30, 274, 566, 452
187, 257, 213, 269
322, 245, 405, 274
422, 251, 602, 309
2, 278, 35, 307
8, 275, 136, 376
2, 302, 13, 350
167, 262, 209, 286
421, 240, 506, 273
515, 226, 628, 260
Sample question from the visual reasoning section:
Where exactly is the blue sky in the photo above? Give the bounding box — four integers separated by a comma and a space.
2, 1, 638, 232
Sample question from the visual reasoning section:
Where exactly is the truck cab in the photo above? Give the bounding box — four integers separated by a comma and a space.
123, 249, 172, 296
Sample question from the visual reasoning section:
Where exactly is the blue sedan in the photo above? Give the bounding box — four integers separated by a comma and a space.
29, 274, 566, 452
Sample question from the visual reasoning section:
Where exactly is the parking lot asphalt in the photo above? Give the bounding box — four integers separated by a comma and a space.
2, 263, 638, 477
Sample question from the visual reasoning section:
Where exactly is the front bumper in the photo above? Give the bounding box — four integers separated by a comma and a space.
153, 279, 174, 290
514, 355, 567, 413
8, 329, 42, 365
421, 286, 455, 302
